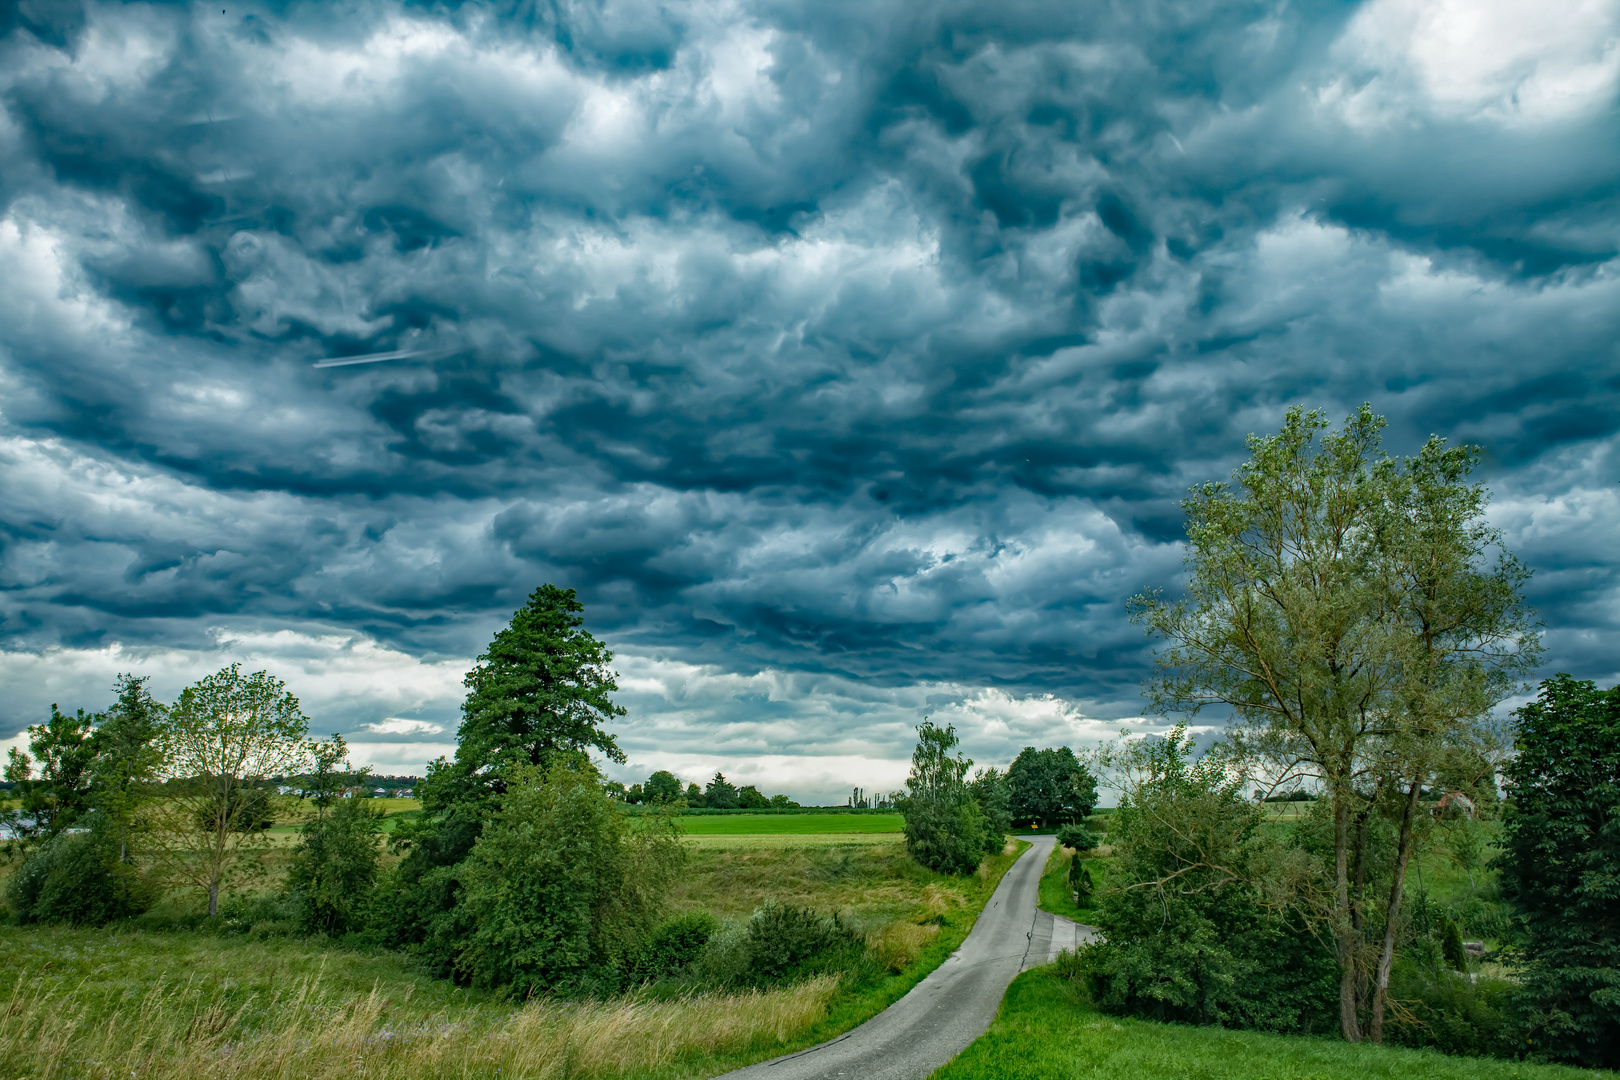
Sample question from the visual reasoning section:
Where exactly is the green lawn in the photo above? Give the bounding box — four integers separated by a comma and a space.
677, 812, 904, 835
1038, 842, 1108, 924
933, 966, 1592, 1080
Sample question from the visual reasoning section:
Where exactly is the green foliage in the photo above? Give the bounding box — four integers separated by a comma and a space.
685, 782, 706, 807
899, 721, 986, 875
6, 705, 98, 841
452, 762, 683, 996
737, 784, 770, 809
1006, 746, 1095, 827
644, 769, 683, 804
744, 900, 857, 982
1383, 960, 1522, 1059
1055, 823, 1099, 851
5, 832, 154, 926
287, 798, 385, 936
1496, 674, 1620, 1068
1083, 726, 1338, 1032
969, 767, 1012, 849
423, 584, 625, 817
1438, 916, 1468, 972
633, 911, 718, 980
705, 772, 739, 809
1069, 856, 1094, 901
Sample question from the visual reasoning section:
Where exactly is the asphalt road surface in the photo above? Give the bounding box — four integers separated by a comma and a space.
711, 834, 1092, 1080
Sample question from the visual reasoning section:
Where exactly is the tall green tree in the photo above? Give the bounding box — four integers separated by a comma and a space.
1361, 435, 1539, 1041
89, 674, 167, 864
643, 770, 683, 804
1131, 405, 1539, 1042
6, 705, 99, 841
422, 584, 626, 816
1007, 746, 1097, 827
899, 721, 986, 874
1131, 406, 1391, 1040
1496, 675, 1620, 1068
149, 664, 310, 915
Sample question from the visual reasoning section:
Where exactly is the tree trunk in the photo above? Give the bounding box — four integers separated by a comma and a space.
1333, 790, 1363, 1042
208, 878, 220, 916
1369, 778, 1423, 1043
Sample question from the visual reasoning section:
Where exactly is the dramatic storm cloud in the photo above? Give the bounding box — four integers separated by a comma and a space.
2, 0, 1617, 800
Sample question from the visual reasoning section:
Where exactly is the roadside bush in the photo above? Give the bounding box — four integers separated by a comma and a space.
901, 722, 987, 875
634, 912, 719, 981
1080, 730, 1337, 1033
4, 832, 152, 926
1055, 823, 1099, 852
1068, 856, 1094, 901
746, 900, 857, 982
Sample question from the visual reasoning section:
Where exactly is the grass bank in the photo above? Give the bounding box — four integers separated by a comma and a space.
0, 837, 1031, 1080
933, 966, 1595, 1080
1036, 842, 1109, 924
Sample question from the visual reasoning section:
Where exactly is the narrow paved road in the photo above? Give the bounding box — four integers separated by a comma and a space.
712, 835, 1087, 1080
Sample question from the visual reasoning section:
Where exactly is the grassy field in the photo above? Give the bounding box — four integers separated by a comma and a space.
0, 817, 1029, 1080
934, 966, 1594, 1080
677, 813, 904, 835
1037, 843, 1109, 924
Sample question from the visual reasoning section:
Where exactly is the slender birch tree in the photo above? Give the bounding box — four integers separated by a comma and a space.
148, 664, 310, 915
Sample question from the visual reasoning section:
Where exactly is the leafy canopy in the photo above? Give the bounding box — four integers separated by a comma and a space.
425, 584, 625, 813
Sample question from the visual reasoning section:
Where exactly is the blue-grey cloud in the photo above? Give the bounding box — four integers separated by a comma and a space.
2, 0, 1618, 765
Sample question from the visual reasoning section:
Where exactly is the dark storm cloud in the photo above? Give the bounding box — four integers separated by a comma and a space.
2, 0, 1619, 746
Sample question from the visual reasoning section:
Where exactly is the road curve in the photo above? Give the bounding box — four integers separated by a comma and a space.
710, 834, 1058, 1080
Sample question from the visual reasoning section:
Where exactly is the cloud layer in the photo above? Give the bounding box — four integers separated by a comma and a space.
2, 0, 1617, 798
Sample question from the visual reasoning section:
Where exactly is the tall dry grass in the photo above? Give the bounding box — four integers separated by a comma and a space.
0, 968, 839, 1080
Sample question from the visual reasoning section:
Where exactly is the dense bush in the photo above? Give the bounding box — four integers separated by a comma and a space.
745, 900, 856, 982
1078, 730, 1338, 1032
1383, 960, 1523, 1059
286, 796, 386, 935
4, 832, 152, 926
452, 762, 684, 997
633, 912, 719, 981
1055, 823, 1099, 852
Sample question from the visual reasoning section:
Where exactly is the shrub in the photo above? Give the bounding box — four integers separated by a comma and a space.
1081, 729, 1337, 1032
1056, 823, 1099, 851
1439, 916, 1468, 972
1068, 856, 1094, 901
453, 762, 684, 997
1383, 960, 1523, 1059
285, 795, 385, 935
746, 900, 855, 982
634, 912, 719, 981
4, 832, 152, 926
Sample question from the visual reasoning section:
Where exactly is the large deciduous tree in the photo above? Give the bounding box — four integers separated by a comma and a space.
1007, 745, 1097, 827
149, 664, 310, 915
1496, 676, 1620, 1068
1131, 406, 1538, 1043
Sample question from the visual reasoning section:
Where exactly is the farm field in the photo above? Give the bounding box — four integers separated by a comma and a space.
936, 966, 1592, 1080
678, 812, 904, 835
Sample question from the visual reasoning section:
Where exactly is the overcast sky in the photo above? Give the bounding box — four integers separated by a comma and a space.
2, 0, 1616, 803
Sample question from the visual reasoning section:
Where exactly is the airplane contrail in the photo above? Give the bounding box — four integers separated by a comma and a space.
312, 347, 454, 368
